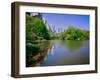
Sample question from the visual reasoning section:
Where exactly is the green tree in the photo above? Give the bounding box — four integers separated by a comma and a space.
59, 26, 89, 40
26, 14, 51, 42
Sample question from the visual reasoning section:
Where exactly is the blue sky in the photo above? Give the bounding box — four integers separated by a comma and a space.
42, 13, 90, 32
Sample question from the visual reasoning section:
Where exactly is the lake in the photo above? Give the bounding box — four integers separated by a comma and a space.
26, 40, 89, 67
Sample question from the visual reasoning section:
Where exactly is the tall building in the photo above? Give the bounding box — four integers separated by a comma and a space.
26, 12, 58, 34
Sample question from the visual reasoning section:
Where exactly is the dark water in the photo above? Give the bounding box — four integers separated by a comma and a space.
27, 40, 89, 67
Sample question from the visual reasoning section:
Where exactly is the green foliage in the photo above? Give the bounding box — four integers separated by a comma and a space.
26, 41, 51, 67
59, 26, 89, 40
26, 14, 50, 42
26, 14, 51, 66
26, 43, 39, 54
26, 14, 89, 66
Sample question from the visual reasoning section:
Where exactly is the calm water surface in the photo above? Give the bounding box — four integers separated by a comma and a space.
28, 40, 89, 67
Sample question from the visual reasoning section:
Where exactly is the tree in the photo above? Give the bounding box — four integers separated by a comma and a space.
59, 26, 89, 40
26, 14, 51, 42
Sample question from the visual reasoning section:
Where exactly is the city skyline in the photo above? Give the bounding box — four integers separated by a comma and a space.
42, 13, 90, 32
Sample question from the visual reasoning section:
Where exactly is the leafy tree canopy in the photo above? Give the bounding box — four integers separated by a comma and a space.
26, 14, 51, 42
59, 26, 89, 40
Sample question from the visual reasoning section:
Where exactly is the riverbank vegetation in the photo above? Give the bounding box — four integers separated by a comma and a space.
26, 14, 89, 67
26, 14, 51, 66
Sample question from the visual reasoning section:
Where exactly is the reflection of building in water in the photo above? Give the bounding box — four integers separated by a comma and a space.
44, 55, 48, 61
47, 45, 55, 55
43, 45, 55, 61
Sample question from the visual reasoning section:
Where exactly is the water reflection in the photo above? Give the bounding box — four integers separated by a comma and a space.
26, 40, 89, 67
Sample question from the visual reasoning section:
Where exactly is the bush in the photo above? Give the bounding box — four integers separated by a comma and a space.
26, 43, 39, 55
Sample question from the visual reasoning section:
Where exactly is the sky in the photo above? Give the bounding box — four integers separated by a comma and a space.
42, 13, 90, 32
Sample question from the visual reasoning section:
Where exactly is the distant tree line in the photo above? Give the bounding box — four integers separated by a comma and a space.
59, 26, 89, 40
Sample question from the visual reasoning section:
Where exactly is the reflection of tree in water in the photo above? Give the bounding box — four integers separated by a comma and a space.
60, 40, 83, 52
26, 41, 52, 67
26, 40, 87, 67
